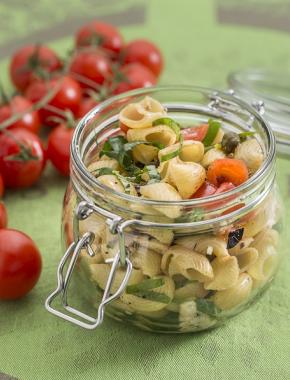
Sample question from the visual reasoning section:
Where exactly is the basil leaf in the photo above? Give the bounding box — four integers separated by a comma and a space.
160, 149, 180, 162
146, 165, 161, 183
130, 291, 171, 304
196, 298, 221, 316
203, 119, 221, 147
239, 131, 255, 142
123, 140, 165, 152
153, 117, 181, 141
126, 278, 165, 293
175, 208, 204, 223
112, 171, 135, 194
94, 167, 114, 176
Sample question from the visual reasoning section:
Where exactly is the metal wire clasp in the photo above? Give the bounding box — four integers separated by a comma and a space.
45, 201, 133, 329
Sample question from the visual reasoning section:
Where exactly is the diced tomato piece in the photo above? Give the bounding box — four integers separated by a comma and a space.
181, 124, 208, 141
119, 122, 129, 133
190, 181, 217, 199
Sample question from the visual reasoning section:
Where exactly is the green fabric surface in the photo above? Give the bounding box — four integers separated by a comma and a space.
1, 1, 290, 379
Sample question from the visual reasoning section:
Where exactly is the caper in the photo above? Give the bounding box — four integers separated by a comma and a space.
221, 132, 240, 154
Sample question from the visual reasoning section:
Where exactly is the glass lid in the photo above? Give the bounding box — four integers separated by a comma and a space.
228, 68, 290, 155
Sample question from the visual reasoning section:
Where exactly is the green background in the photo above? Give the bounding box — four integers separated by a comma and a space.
1, 1, 290, 379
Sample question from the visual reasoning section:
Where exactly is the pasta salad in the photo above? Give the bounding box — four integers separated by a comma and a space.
74, 96, 282, 332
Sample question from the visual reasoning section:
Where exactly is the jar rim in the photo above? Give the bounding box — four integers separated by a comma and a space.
71, 85, 276, 207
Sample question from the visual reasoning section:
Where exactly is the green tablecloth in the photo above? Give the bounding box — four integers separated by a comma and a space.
1, 1, 290, 379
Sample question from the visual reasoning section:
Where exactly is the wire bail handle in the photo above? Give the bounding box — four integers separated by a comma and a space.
45, 200, 133, 330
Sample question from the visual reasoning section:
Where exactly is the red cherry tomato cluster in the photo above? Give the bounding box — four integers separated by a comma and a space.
0, 21, 163, 300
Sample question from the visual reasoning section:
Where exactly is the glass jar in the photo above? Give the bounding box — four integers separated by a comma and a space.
46, 86, 284, 333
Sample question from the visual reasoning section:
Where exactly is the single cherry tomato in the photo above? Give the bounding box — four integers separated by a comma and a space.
181, 124, 209, 141
76, 97, 99, 118
190, 181, 217, 199
0, 202, 7, 229
0, 128, 45, 188
207, 159, 249, 186
0, 229, 42, 300
0, 95, 41, 134
10, 44, 62, 92
75, 21, 123, 54
0, 174, 4, 198
69, 50, 112, 89
47, 122, 75, 176
113, 63, 157, 95
25, 76, 82, 126
123, 39, 163, 77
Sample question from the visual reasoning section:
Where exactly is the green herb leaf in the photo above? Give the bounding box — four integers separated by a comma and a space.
160, 149, 180, 162
112, 171, 135, 194
146, 164, 161, 183
153, 117, 181, 141
175, 208, 204, 223
126, 278, 165, 293
196, 298, 221, 316
239, 131, 255, 142
94, 167, 114, 176
131, 291, 171, 304
203, 119, 221, 147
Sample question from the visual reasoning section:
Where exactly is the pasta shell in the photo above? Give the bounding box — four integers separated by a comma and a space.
228, 237, 254, 255
179, 300, 216, 332
242, 207, 268, 238
195, 236, 229, 257
201, 148, 225, 168
87, 158, 119, 173
234, 139, 264, 173
127, 234, 169, 254
163, 157, 206, 199
174, 282, 208, 300
204, 256, 239, 290
120, 276, 175, 313
232, 247, 258, 272
119, 96, 166, 129
90, 264, 144, 293
158, 141, 204, 163
140, 182, 182, 218
213, 273, 253, 310
97, 175, 125, 193
129, 247, 162, 277
127, 125, 177, 147
132, 144, 159, 164
250, 228, 280, 251
167, 245, 214, 282
175, 235, 202, 251
134, 227, 174, 245
247, 244, 279, 281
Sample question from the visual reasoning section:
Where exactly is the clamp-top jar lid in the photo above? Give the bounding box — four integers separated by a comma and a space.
228, 68, 290, 155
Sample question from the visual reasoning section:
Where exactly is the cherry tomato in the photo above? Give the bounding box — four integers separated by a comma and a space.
181, 124, 208, 141
0, 128, 45, 188
76, 97, 99, 118
0, 95, 41, 134
0, 229, 42, 300
47, 122, 74, 176
113, 63, 157, 95
123, 39, 163, 77
25, 76, 81, 126
10, 44, 61, 92
75, 21, 123, 54
69, 50, 112, 89
190, 181, 217, 198
207, 159, 249, 186
0, 202, 7, 229
0, 174, 4, 198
